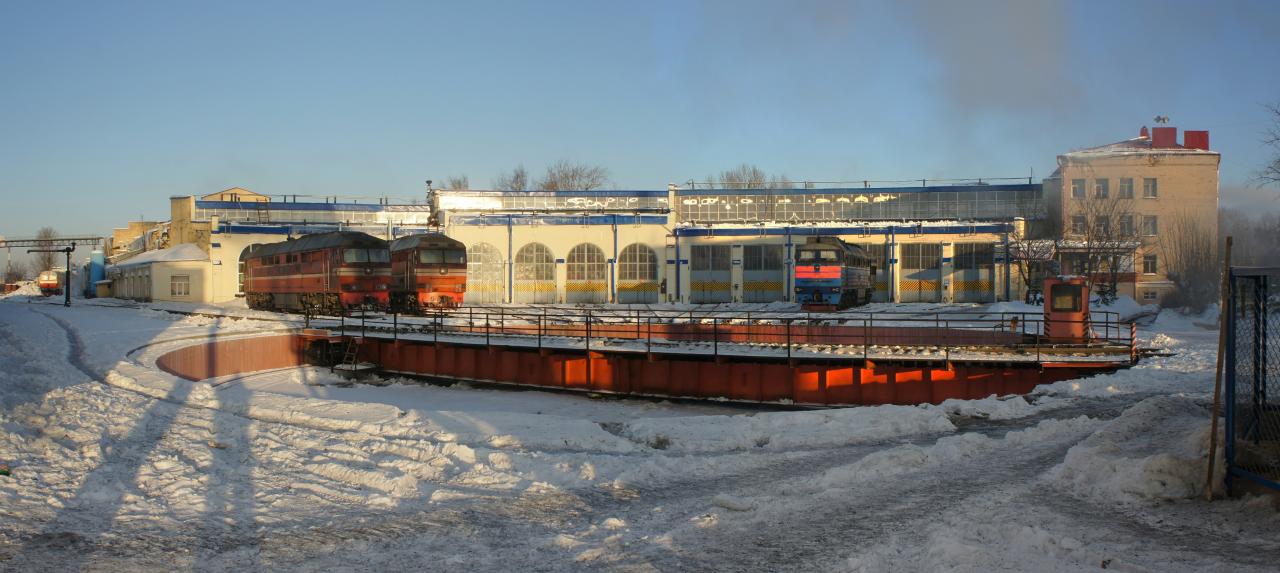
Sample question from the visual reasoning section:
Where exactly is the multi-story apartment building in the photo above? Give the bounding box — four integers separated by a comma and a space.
1043, 126, 1219, 303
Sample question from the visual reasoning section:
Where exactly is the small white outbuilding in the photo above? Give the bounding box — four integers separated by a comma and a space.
106, 243, 211, 303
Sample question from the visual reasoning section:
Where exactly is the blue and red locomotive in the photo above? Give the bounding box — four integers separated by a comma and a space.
793, 236, 875, 310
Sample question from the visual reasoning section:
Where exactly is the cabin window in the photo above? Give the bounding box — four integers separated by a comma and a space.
368, 249, 389, 263
1050, 284, 1082, 312
420, 250, 444, 264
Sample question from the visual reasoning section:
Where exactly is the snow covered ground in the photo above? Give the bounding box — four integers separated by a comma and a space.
0, 294, 1276, 571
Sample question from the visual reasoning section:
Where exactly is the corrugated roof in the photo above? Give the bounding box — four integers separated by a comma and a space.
251, 231, 387, 259
389, 233, 465, 252
112, 243, 208, 268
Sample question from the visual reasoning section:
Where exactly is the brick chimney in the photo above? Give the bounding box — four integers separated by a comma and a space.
1183, 130, 1209, 150
1151, 126, 1178, 148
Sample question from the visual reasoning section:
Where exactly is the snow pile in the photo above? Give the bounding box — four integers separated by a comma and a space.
937, 394, 1067, 420
846, 520, 1105, 573
1050, 395, 1219, 503
815, 416, 1101, 489
0, 282, 41, 298
619, 404, 955, 453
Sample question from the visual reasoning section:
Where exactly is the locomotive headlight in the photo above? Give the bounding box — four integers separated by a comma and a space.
794, 287, 802, 293
830, 287, 840, 293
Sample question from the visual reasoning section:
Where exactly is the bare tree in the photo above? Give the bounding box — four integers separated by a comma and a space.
1009, 219, 1058, 300
492, 165, 529, 191
718, 164, 768, 189
536, 160, 610, 191
34, 227, 59, 272
444, 176, 469, 191
767, 174, 795, 189
1218, 208, 1280, 267
1160, 209, 1218, 311
3, 258, 27, 283
1059, 185, 1137, 303
1261, 102, 1280, 188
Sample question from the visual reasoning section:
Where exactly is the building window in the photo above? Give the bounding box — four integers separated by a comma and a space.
170, 274, 191, 297
1071, 215, 1087, 234
1142, 215, 1159, 236
1143, 254, 1157, 274
1119, 178, 1134, 199
1071, 179, 1086, 199
1143, 178, 1158, 198
1094, 179, 1109, 198
1142, 291, 1158, 301
1119, 214, 1135, 236
1095, 216, 1110, 235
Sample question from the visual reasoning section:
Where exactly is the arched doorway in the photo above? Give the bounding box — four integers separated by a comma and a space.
465, 242, 505, 304
513, 243, 555, 303
566, 243, 607, 303
617, 243, 659, 303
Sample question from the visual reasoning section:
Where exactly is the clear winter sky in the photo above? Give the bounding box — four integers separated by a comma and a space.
2, 0, 1279, 241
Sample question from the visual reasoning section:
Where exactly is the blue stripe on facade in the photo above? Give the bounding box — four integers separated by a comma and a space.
450, 214, 669, 226
438, 190, 668, 198
196, 200, 408, 213
674, 224, 1010, 237
676, 183, 1039, 197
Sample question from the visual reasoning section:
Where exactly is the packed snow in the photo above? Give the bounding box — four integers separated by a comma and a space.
0, 294, 1275, 571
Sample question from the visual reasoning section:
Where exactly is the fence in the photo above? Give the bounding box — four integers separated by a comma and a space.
310, 305, 1137, 363
1226, 268, 1280, 493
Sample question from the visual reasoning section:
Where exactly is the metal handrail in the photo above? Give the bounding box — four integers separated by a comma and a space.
309, 307, 1138, 357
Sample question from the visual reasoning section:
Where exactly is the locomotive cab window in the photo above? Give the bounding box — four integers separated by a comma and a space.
798, 250, 838, 262
419, 250, 444, 264
444, 249, 465, 265
368, 249, 389, 263
1050, 284, 1082, 312
344, 249, 369, 263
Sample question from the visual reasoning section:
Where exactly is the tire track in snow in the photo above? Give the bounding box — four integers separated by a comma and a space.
28, 307, 102, 382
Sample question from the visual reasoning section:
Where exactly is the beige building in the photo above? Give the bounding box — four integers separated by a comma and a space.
105, 244, 211, 303
1043, 126, 1219, 304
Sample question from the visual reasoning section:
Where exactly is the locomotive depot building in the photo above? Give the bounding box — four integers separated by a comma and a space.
100, 125, 1219, 307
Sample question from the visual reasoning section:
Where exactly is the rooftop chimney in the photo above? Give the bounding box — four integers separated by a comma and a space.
1151, 126, 1178, 148
1183, 130, 1209, 150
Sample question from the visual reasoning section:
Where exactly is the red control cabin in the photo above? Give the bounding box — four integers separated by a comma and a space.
1043, 276, 1091, 342
243, 231, 392, 314
389, 233, 467, 312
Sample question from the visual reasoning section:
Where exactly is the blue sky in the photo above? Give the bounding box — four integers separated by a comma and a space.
2, 0, 1279, 240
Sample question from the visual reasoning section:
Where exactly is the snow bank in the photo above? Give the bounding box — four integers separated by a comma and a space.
937, 394, 1068, 420
815, 416, 1101, 490
618, 404, 956, 453
1050, 395, 1220, 503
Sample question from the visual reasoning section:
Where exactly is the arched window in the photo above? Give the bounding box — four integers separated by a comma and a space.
617, 243, 659, 303
618, 244, 657, 281
514, 243, 555, 280
514, 243, 556, 303
566, 243, 607, 281
466, 242, 505, 303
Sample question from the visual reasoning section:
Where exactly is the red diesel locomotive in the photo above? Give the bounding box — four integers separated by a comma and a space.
390, 233, 467, 311
243, 231, 393, 313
